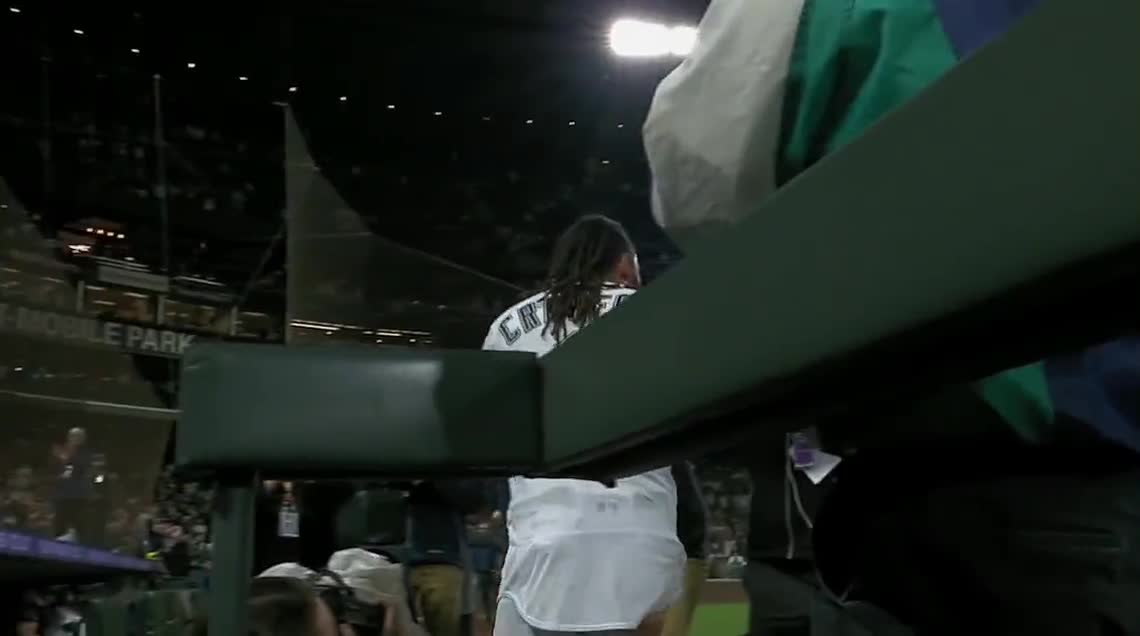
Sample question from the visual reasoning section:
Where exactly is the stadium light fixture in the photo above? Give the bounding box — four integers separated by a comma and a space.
608, 18, 697, 58
667, 26, 698, 57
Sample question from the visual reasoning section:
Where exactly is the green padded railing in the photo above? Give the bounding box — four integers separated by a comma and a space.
540, 0, 1140, 475
176, 342, 542, 477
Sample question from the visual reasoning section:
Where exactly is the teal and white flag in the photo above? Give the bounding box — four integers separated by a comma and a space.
645, 0, 965, 242
644, 0, 1053, 442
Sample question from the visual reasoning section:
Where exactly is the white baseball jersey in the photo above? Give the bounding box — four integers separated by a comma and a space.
483, 287, 686, 632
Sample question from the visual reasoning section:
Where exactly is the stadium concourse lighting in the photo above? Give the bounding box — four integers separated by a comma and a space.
608, 18, 697, 58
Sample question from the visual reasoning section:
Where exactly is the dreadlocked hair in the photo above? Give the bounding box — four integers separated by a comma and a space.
542, 214, 635, 343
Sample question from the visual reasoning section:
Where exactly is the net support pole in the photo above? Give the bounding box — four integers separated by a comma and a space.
152, 74, 171, 276
39, 51, 54, 200
208, 472, 257, 636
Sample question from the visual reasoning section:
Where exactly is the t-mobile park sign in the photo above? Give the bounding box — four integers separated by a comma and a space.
0, 302, 197, 356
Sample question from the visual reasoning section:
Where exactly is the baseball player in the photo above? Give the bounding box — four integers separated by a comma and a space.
482, 215, 686, 636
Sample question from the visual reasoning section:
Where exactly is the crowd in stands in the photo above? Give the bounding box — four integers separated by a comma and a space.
3, 445, 752, 582
151, 465, 214, 573
0, 420, 168, 546
1, 452, 151, 554
695, 464, 751, 577
0, 441, 218, 577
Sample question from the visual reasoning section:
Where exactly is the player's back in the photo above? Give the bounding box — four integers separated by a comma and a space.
482, 287, 678, 528
483, 287, 685, 631
483, 286, 634, 356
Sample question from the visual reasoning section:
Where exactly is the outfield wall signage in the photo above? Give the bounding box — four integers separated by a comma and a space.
0, 302, 196, 356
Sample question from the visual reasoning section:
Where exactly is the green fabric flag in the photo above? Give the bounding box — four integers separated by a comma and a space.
777, 0, 1054, 442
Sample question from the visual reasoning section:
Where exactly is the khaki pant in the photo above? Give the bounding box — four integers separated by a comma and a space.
651, 559, 709, 636
409, 564, 466, 636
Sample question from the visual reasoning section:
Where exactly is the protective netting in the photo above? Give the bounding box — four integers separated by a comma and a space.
284, 106, 522, 348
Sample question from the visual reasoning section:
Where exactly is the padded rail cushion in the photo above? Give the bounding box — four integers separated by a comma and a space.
542, 0, 1140, 476
176, 343, 542, 476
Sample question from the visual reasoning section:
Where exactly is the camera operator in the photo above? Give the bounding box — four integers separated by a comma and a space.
253, 477, 491, 636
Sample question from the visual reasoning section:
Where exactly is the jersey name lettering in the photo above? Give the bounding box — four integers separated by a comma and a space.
498, 316, 522, 345
518, 300, 544, 333
497, 299, 546, 345
492, 290, 630, 348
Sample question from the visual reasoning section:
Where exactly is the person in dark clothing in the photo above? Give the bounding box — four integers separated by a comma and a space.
85, 454, 113, 547
742, 431, 835, 636
815, 391, 1140, 636
656, 462, 710, 636
468, 480, 511, 634
253, 477, 490, 636
406, 479, 490, 636
1, 494, 31, 529
468, 519, 506, 628
334, 485, 409, 551
2, 465, 35, 530
254, 481, 360, 574
297, 481, 359, 569
252, 481, 304, 574
51, 427, 94, 540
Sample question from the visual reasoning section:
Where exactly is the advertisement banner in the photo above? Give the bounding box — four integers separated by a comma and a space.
0, 301, 197, 357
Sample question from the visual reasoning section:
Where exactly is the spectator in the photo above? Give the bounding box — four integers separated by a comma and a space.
154, 467, 214, 567
466, 509, 507, 634
194, 576, 341, 636
253, 480, 303, 573
405, 480, 489, 636
196, 549, 425, 636
741, 431, 832, 636
85, 453, 114, 547
2, 465, 37, 529
658, 462, 710, 636
51, 427, 94, 540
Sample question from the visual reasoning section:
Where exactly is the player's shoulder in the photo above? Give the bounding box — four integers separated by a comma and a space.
600, 285, 636, 312
604, 286, 636, 300
483, 291, 547, 350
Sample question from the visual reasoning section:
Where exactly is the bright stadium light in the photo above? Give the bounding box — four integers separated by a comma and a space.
609, 19, 669, 57
667, 25, 698, 56
609, 18, 697, 58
